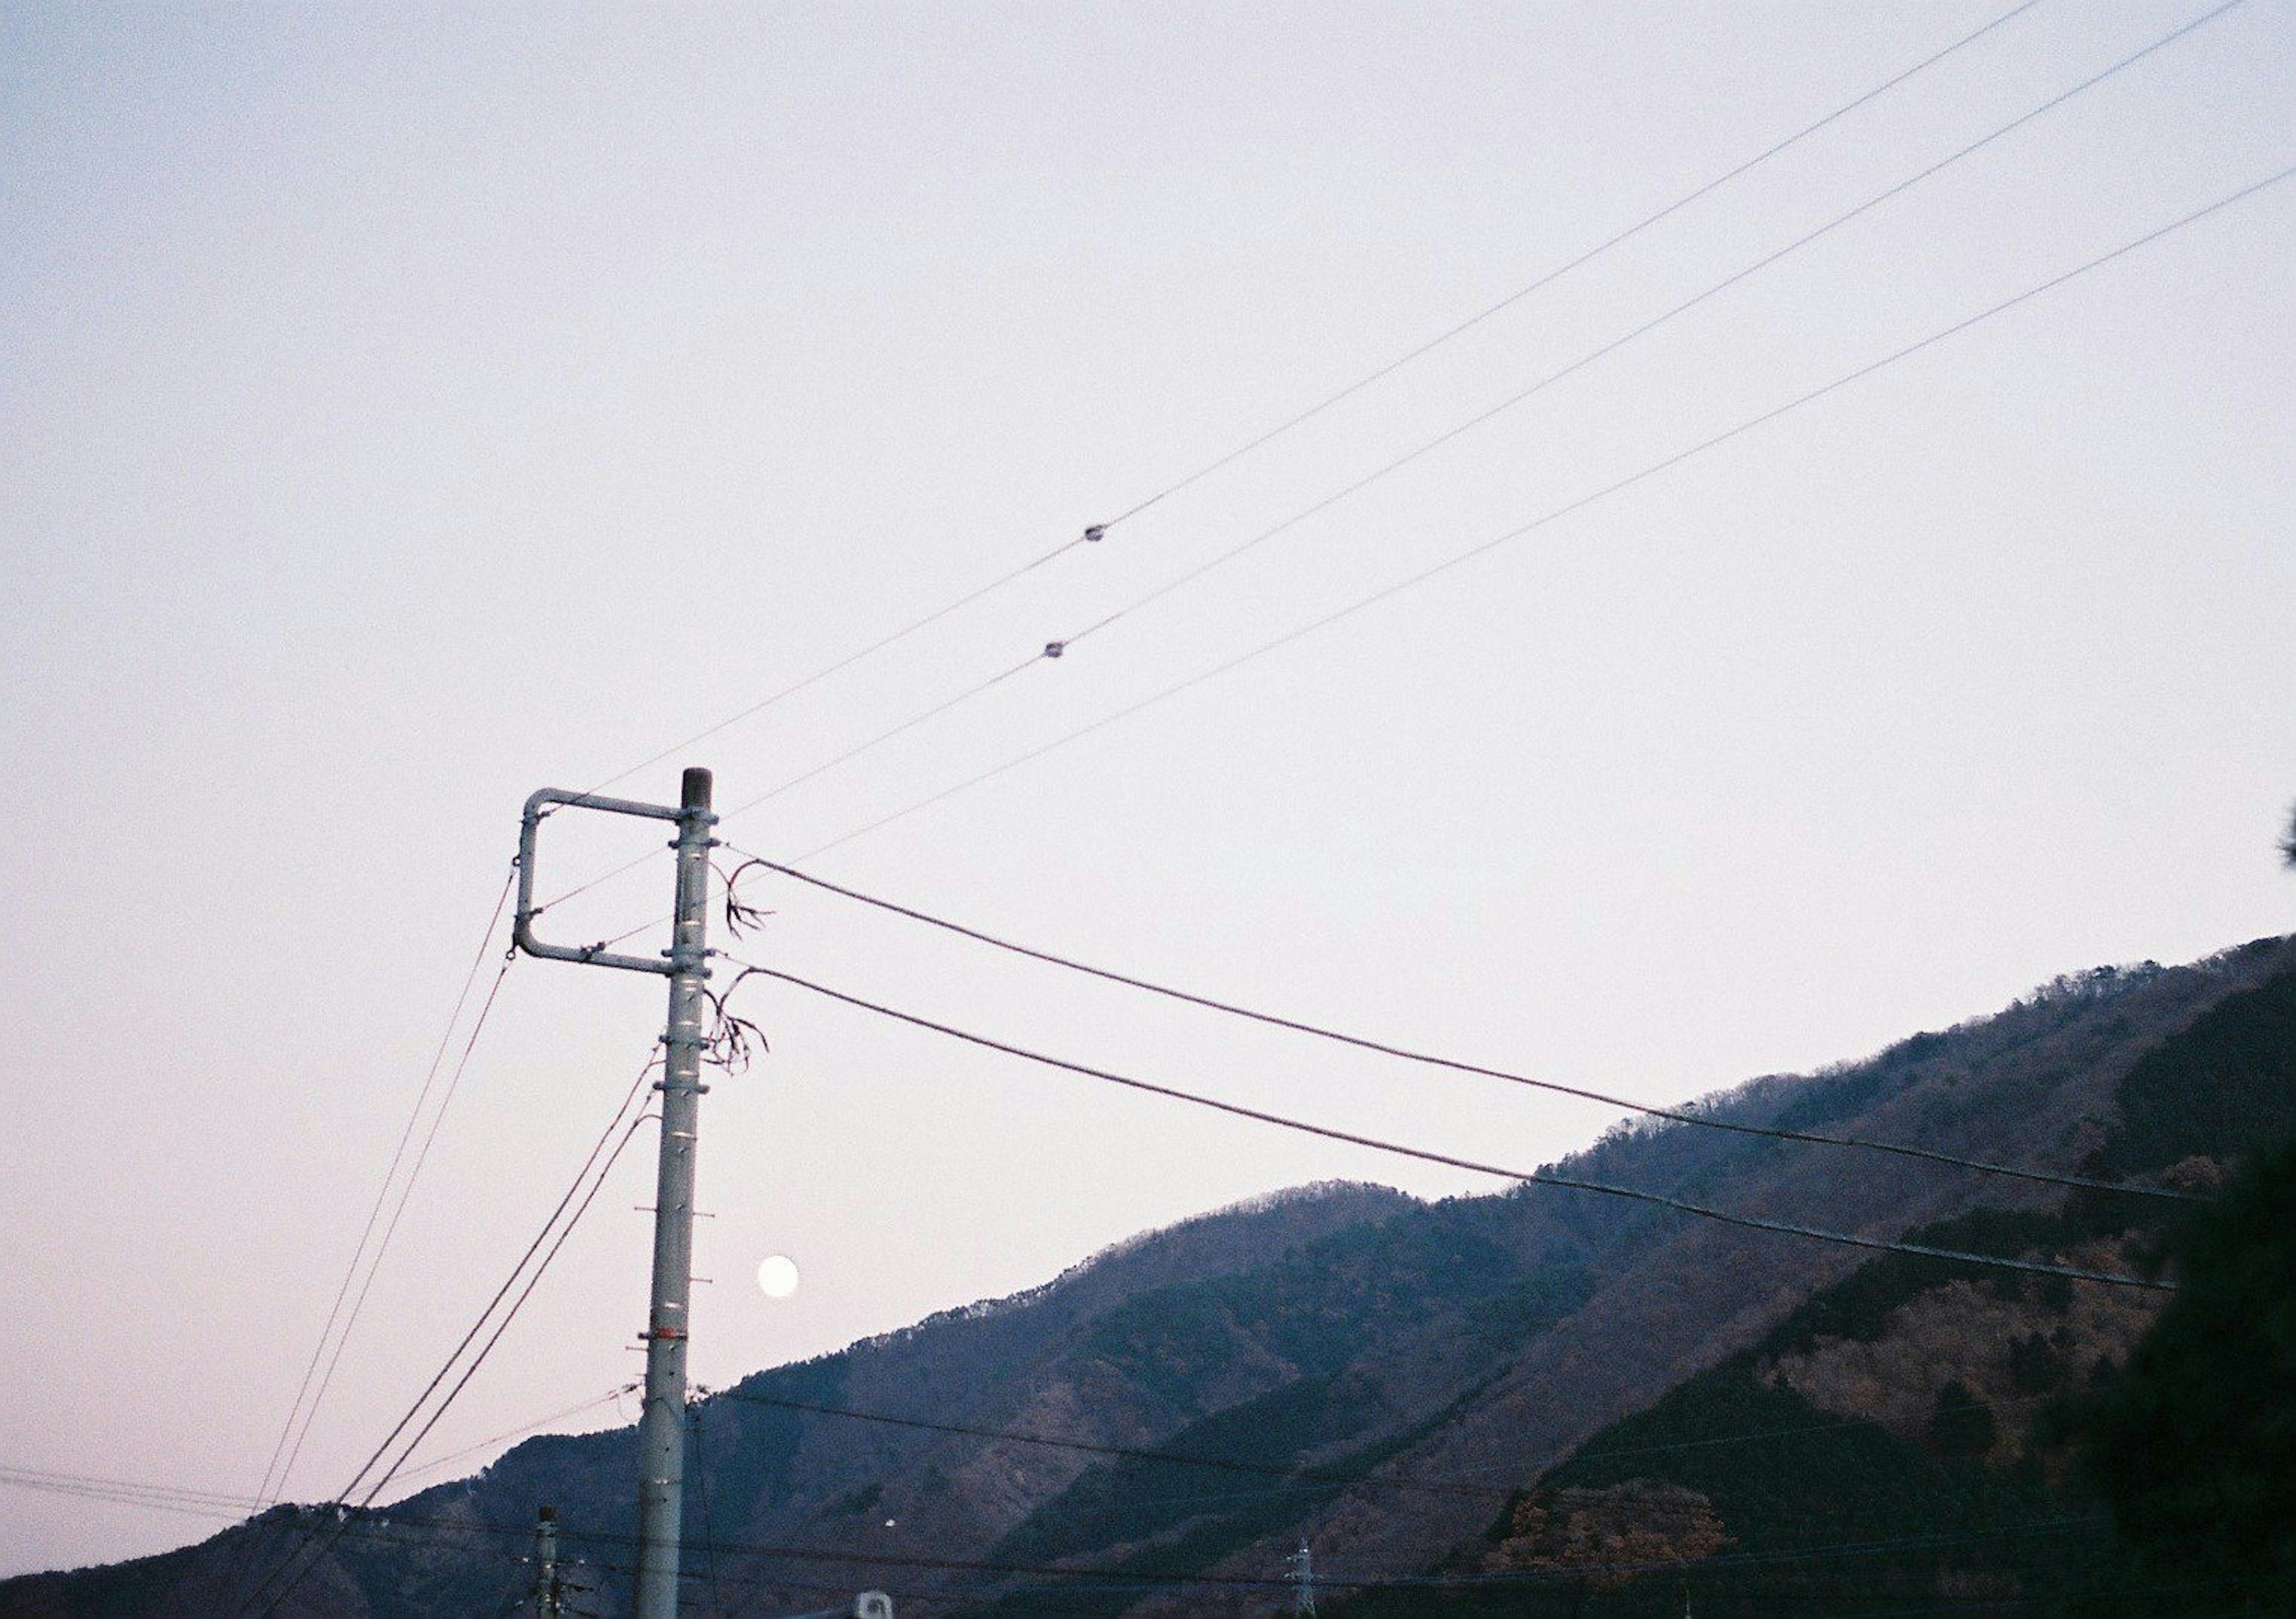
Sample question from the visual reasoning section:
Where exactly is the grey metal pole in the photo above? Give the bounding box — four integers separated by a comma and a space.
633, 766, 716, 1619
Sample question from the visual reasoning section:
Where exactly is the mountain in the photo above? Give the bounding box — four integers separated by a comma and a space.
8, 936, 2292, 1619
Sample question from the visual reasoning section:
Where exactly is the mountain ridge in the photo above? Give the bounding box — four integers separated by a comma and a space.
8, 934, 2291, 1619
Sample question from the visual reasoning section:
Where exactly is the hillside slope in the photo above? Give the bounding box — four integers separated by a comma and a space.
8, 937, 2291, 1619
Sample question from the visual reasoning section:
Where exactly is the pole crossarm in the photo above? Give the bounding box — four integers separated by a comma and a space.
514, 787, 704, 974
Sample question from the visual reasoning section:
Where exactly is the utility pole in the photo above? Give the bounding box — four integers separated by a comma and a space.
1287, 1539, 1316, 1617
531, 1505, 563, 1619
515, 767, 718, 1619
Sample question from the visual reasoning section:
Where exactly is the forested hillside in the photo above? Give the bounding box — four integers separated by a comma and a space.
1333, 957, 2296, 1617
7, 938, 2290, 1619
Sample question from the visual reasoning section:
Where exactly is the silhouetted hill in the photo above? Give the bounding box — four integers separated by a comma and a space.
9, 937, 2291, 1619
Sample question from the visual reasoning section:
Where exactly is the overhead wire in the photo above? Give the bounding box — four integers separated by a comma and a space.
709, 1388, 1513, 1504
599, 0, 2260, 890
248, 865, 518, 1513
1049, 0, 2252, 658
274, 952, 520, 1500
222, 867, 523, 1616
707, 1382, 2075, 1521
720, 851, 2195, 1203
12, 1471, 2164, 1608
782, 161, 2296, 866
1095, 0, 2049, 529
469, 1507, 2124, 1597
567, 143, 2296, 971
578, 538, 1085, 806
0, 1464, 267, 1522
391, 1384, 640, 1486
135, 1456, 2224, 1615
719, 958, 2175, 1292
530, 4, 2083, 933
233, 1054, 662, 1619
534, 652, 1040, 918
552, 0, 2044, 834
701, 1, 2207, 832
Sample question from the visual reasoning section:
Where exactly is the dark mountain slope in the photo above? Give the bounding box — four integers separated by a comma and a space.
1325, 951, 2296, 1619
8, 939, 2290, 1619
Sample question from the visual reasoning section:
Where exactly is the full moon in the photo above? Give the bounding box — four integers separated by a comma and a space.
755, 1255, 801, 1300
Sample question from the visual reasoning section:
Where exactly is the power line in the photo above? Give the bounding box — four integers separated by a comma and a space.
533, 653, 1040, 917
707, 1380, 2067, 1519
392, 1384, 639, 1486
223, 869, 521, 1615
709, 1389, 1511, 1504
720, 959, 2174, 1292
530, 7, 2121, 933
723, 851, 2194, 1204
275, 953, 520, 1502
0, 1473, 2150, 1607
1097, 1, 2049, 530
0, 1464, 267, 1520
539, 1508, 2119, 1597
1051, 0, 2252, 659
576, 0, 2255, 894
572, 161, 2292, 969
167, 1481, 2221, 1614
784, 162, 2296, 866
554, 1, 2044, 832
234, 1057, 661, 1619
249, 867, 517, 1512
579, 537, 1086, 807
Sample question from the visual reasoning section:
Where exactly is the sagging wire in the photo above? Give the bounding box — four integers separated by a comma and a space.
713, 958, 2175, 1292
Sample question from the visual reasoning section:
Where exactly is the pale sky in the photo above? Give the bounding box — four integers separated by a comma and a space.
2, 0, 2291, 1580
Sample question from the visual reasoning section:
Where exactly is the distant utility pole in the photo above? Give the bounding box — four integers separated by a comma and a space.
1287, 1539, 1316, 1617
531, 1505, 563, 1619
515, 767, 718, 1619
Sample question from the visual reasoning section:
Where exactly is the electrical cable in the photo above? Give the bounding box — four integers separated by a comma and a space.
709, 1377, 2081, 1511
246, 866, 518, 1514
578, 540, 1083, 806
721, 851, 2194, 1203
784, 161, 2296, 867
720, 959, 2175, 1292
544, 1508, 2118, 1596
183, 1486, 2228, 1612
1096, 0, 2048, 530
13, 1483, 2130, 1605
554, 0, 2044, 832
392, 1384, 640, 1486
534, 652, 1039, 917
222, 871, 523, 1618
709, 1389, 1511, 1504
0, 1465, 266, 1519
234, 1057, 660, 1619
275, 954, 519, 1500
528, 4, 2133, 933
241, 1101, 653, 1619
1051, 0, 2252, 658
570, 0, 2257, 903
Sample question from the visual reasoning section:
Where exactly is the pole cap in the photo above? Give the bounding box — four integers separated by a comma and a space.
681, 767, 713, 811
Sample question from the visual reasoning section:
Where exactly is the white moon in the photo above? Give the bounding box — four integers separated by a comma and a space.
756, 1255, 801, 1300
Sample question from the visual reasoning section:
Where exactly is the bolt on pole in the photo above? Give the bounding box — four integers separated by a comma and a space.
514, 766, 719, 1619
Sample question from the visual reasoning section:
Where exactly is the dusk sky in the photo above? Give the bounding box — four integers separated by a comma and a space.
2, 0, 2290, 1580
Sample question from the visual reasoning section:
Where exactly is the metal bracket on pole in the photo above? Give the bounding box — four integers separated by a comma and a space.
514, 787, 695, 975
